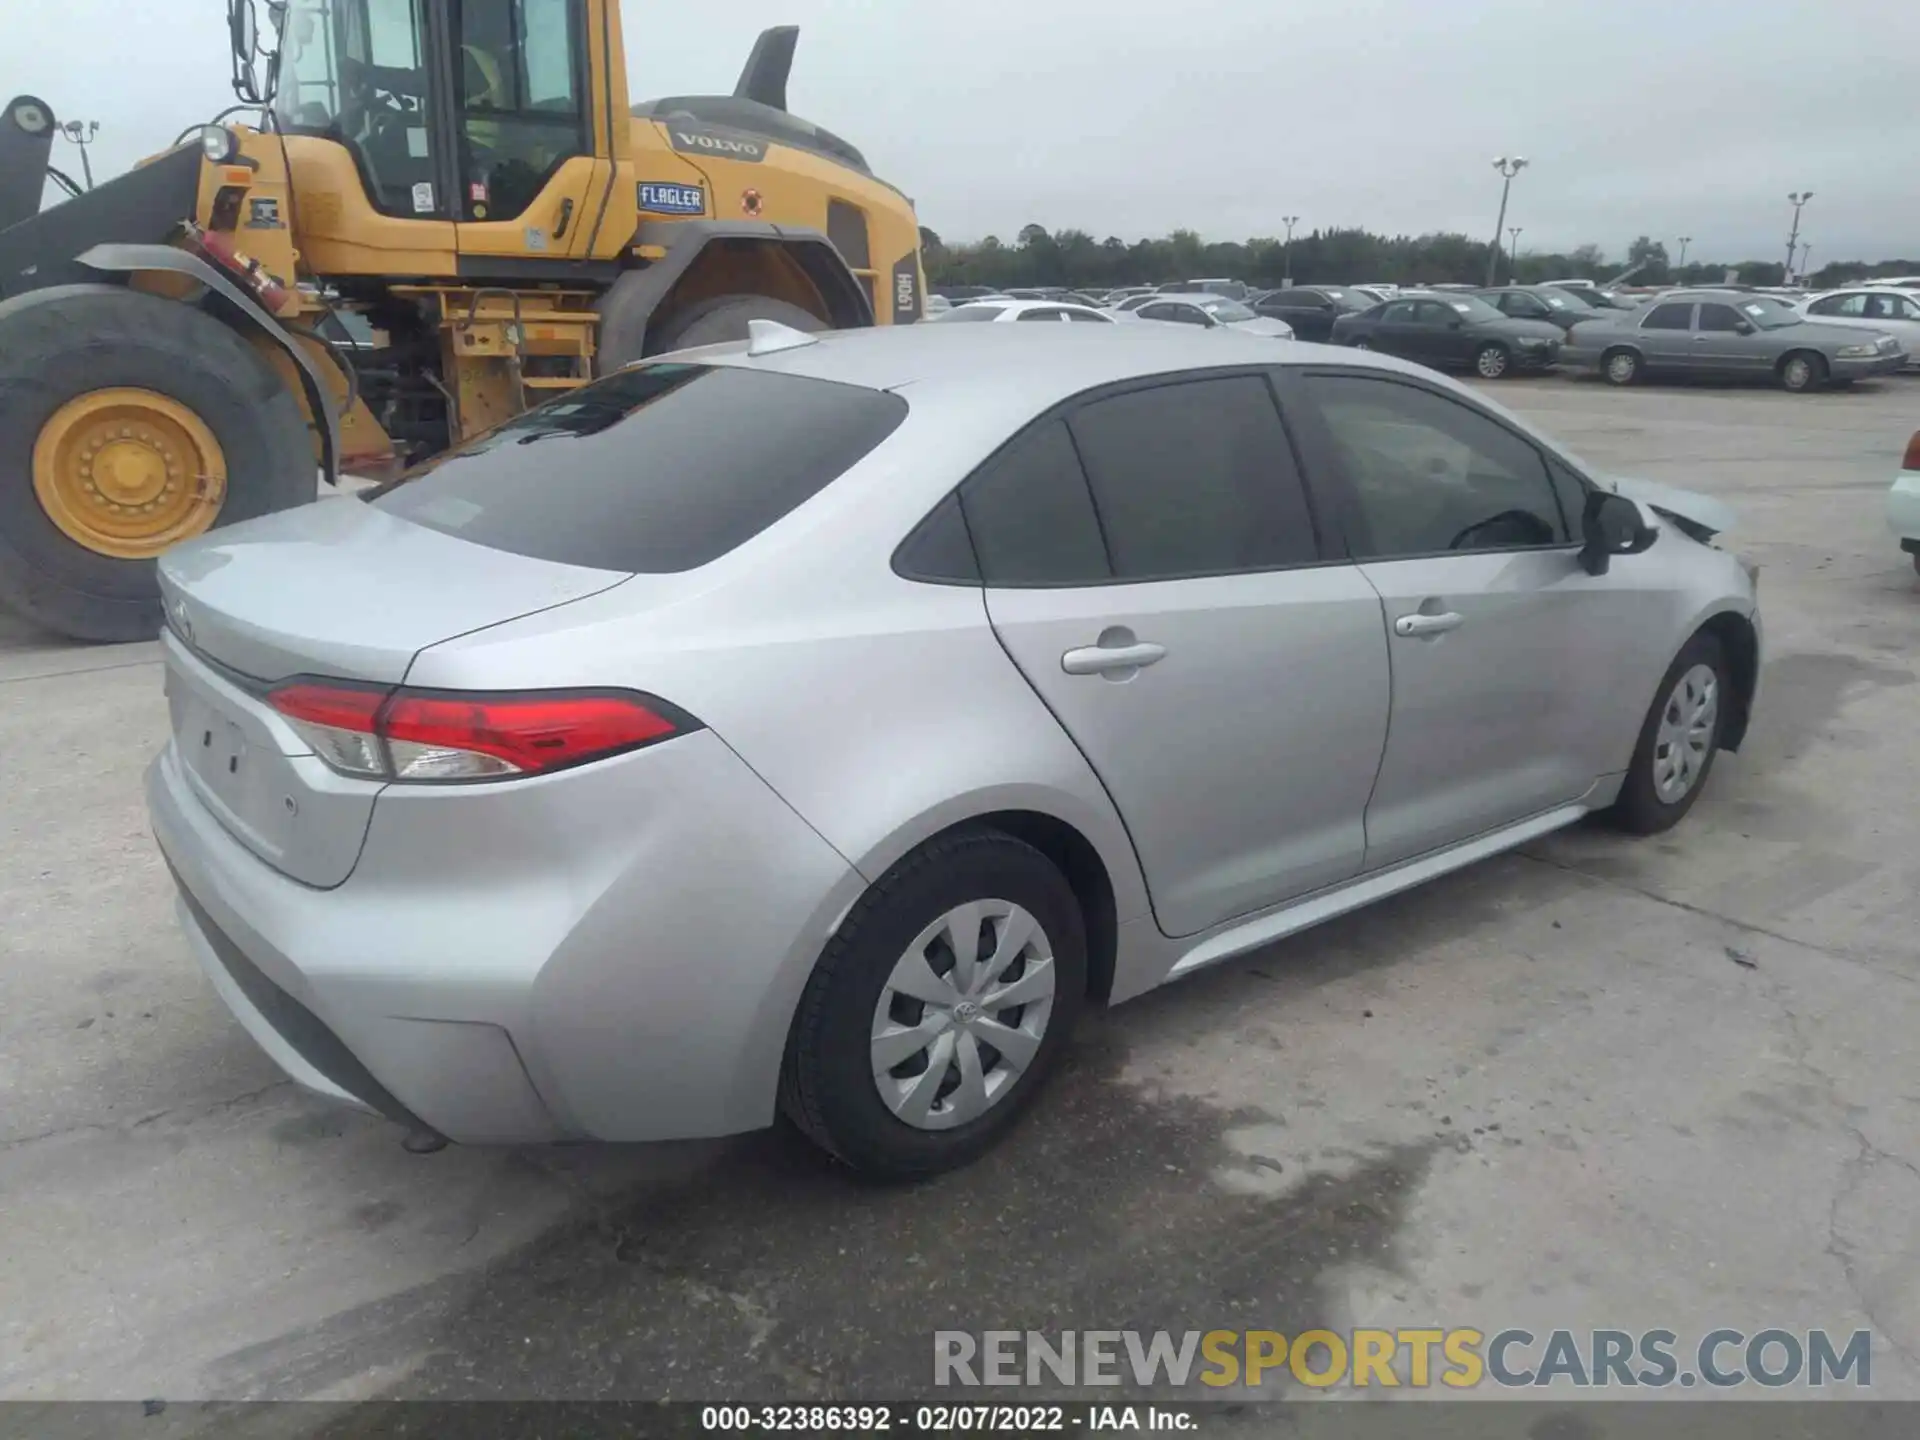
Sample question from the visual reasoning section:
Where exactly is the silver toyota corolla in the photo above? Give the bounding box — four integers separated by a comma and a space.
148, 322, 1762, 1178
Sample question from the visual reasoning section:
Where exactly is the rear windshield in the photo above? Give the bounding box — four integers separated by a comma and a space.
369, 364, 907, 573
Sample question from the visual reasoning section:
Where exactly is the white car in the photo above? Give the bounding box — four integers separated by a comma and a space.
1110, 295, 1295, 339
1891, 430, 1920, 576
930, 300, 1114, 324
1796, 288, 1920, 369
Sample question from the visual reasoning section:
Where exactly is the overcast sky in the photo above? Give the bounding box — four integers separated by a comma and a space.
8, 0, 1918, 264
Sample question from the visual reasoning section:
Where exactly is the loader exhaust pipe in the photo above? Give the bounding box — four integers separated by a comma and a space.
0, 95, 58, 233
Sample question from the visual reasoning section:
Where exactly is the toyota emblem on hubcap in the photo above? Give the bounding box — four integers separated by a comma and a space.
952, 1000, 981, 1024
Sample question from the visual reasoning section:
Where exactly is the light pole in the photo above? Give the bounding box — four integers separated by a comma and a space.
1486, 156, 1528, 287
1281, 215, 1300, 286
1506, 227, 1522, 283
1675, 235, 1691, 276
1785, 191, 1812, 280
1796, 241, 1812, 282
58, 119, 99, 190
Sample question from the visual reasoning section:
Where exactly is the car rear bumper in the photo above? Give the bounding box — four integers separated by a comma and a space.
148, 726, 865, 1145
1889, 469, 1920, 543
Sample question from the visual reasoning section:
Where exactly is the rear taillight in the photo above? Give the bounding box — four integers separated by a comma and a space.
1904, 430, 1920, 472
267, 682, 693, 783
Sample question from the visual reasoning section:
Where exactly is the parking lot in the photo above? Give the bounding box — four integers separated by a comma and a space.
3, 371, 1918, 1405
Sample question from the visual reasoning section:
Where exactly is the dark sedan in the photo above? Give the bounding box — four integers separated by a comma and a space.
1330, 293, 1564, 378
1475, 285, 1597, 334
1250, 285, 1378, 342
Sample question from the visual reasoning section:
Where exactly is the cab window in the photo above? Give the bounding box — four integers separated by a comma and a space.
454, 0, 590, 223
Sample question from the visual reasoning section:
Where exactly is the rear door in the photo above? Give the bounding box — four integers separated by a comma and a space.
1372, 299, 1425, 359
1285, 368, 1636, 868
970, 373, 1390, 938
1634, 301, 1697, 371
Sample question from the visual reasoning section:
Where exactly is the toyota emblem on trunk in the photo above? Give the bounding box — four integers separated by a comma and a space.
168, 595, 193, 645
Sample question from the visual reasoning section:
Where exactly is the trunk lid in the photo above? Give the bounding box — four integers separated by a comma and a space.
156, 497, 629, 684
155, 498, 629, 886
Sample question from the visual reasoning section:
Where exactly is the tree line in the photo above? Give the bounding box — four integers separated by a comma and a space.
920, 224, 1919, 294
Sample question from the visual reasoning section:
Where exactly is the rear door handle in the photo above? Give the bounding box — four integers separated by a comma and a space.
1062, 641, 1167, 675
1394, 611, 1464, 638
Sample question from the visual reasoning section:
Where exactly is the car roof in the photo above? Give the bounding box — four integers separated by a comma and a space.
673, 319, 1430, 401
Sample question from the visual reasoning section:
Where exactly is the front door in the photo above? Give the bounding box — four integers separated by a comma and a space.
1287, 369, 1630, 868
963, 375, 1391, 938
1693, 300, 1768, 374
447, 0, 608, 258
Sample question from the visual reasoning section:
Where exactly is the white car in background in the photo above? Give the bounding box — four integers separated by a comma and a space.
1111, 295, 1295, 339
929, 300, 1114, 324
1891, 430, 1920, 576
1796, 288, 1920, 369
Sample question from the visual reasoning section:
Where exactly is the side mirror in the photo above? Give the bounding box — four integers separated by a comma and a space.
1733, 321, 1754, 335
1579, 492, 1657, 575
1446, 318, 1464, 330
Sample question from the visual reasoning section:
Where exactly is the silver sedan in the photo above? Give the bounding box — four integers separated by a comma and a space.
1558, 290, 1907, 391
148, 321, 1760, 1178
1111, 294, 1295, 338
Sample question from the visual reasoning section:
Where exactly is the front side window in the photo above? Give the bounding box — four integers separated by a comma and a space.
1810, 294, 1863, 317
1302, 374, 1568, 559
277, 0, 439, 217
371, 364, 906, 571
1697, 303, 1746, 332
1066, 376, 1319, 579
454, 0, 589, 222
1641, 302, 1695, 331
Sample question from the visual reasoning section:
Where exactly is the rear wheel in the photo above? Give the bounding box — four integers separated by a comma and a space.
1602, 347, 1642, 386
0, 285, 313, 642
780, 828, 1086, 1179
1474, 343, 1512, 379
1778, 350, 1827, 392
649, 294, 826, 357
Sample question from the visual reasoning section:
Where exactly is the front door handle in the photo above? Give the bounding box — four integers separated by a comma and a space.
1394, 611, 1464, 638
1062, 641, 1167, 675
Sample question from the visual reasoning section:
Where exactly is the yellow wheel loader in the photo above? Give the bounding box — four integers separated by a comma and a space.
0, 1, 925, 641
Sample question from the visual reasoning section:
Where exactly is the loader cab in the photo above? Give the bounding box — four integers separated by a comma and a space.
273, 0, 605, 242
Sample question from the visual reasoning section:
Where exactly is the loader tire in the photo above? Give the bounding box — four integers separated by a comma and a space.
646, 294, 826, 356
0, 285, 314, 643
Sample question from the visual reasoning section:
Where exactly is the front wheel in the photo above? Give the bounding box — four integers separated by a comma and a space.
1778, 351, 1827, 393
1474, 343, 1512, 379
1606, 632, 1731, 835
780, 828, 1087, 1179
1351, 337, 1373, 351
0, 285, 315, 642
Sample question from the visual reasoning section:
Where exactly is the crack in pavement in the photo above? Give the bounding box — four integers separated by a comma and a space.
0, 1080, 292, 1153
1517, 849, 1918, 987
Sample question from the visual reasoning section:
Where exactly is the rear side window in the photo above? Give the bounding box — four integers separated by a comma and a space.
1641, 302, 1694, 330
1067, 376, 1319, 579
369, 364, 906, 572
959, 420, 1111, 585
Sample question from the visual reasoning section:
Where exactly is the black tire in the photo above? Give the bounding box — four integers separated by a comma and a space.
779, 827, 1087, 1180
1473, 343, 1512, 380
1602, 347, 1641, 386
1778, 350, 1828, 393
0, 285, 313, 643
648, 294, 826, 357
1605, 631, 1731, 835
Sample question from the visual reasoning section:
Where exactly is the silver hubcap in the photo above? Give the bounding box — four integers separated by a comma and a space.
1653, 663, 1719, 803
1607, 354, 1635, 382
1478, 347, 1507, 377
1785, 359, 1809, 388
871, 900, 1056, 1131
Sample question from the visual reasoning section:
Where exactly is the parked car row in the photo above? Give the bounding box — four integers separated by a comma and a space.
928, 278, 1913, 392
